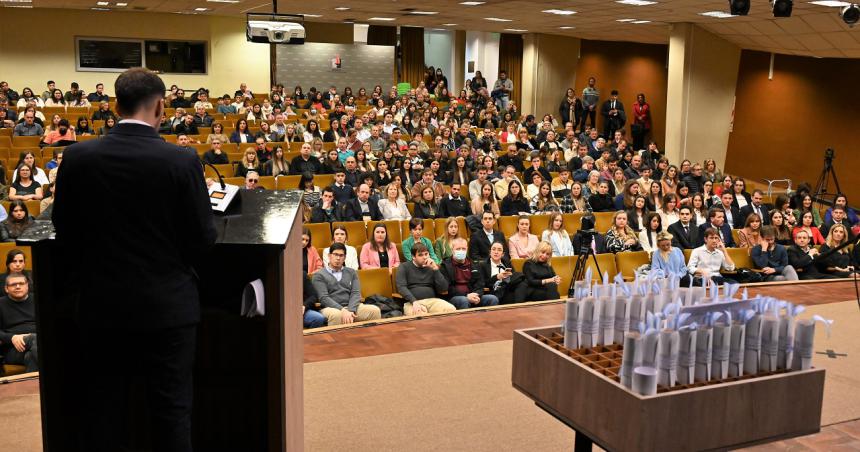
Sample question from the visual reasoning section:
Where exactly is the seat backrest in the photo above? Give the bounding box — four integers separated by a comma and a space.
375, 219, 403, 244
304, 222, 333, 250
357, 268, 393, 299
551, 255, 573, 299
276, 174, 302, 190
400, 218, 435, 244
563, 212, 585, 236
511, 258, 526, 273
529, 215, 551, 237
12, 136, 40, 148
615, 251, 651, 281
593, 211, 615, 234
332, 221, 369, 249
726, 247, 755, 269
498, 216, 518, 240
582, 253, 618, 283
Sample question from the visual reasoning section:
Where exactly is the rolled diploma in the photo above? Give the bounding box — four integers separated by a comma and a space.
759, 315, 780, 372
613, 296, 630, 345
598, 296, 615, 346
657, 329, 680, 387
691, 285, 706, 306
790, 319, 816, 371
563, 299, 580, 349
695, 327, 713, 382
640, 331, 660, 369
620, 332, 640, 389
677, 329, 697, 385
728, 323, 746, 378
711, 324, 731, 380
632, 366, 658, 396
573, 281, 589, 300
629, 295, 645, 330
777, 314, 793, 370
644, 292, 659, 317
744, 313, 763, 375
579, 297, 599, 349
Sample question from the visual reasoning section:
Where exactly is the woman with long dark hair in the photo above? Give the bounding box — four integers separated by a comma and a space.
360, 223, 401, 271
1, 200, 35, 241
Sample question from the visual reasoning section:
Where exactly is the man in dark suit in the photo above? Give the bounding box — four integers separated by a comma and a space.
738, 189, 770, 227
330, 169, 356, 204
820, 206, 855, 240
468, 211, 509, 262
340, 183, 381, 222
52, 68, 216, 451
717, 192, 743, 229
600, 89, 626, 139
437, 183, 471, 218
696, 208, 736, 248
668, 206, 700, 249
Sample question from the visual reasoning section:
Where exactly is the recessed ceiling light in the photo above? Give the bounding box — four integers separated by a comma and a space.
542, 9, 576, 15
484, 17, 512, 21
699, 11, 737, 18
300, 13, 322, 17
0, 0, 33, 3
96, 1, 109, 5
115, 2, 127, 5
206, 0, 240, 3
631, 20, 651, 23
616, 0, 657, 5
354, 23, 369, 27
432, 28, 446, 31
504, 28, 528, 32
410, 11, 438, 15
91, 7, 110, 10
616, 18, 636, 22
368, 17, 395, 21
460, 1, 485, 5
334, 6, 350, 11
808, 0, 850, 6
194, 7, 209, 11
442, 23, 458, 26
559, 26, 575, 29
6, 4, 34, 6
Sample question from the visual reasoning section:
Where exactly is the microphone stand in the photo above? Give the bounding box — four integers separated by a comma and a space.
200, 159, 227, 190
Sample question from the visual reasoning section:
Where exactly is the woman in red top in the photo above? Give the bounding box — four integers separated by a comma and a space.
792, 211, 826, 245
632, 93, 651, 151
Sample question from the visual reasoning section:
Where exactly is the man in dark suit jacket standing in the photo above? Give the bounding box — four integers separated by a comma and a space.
668, 206, 700, 249
468, 211, 509, 262
696, 208, 736, 248
53, 68, 217, 452
600, 89, 626, 140
738, 189, 770, 227
340, 183, 382, 222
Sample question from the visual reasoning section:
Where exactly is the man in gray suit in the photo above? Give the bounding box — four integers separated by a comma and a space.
311, 242, 381, 325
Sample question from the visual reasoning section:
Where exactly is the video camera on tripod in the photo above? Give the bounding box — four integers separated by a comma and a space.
568, 214, 603, 296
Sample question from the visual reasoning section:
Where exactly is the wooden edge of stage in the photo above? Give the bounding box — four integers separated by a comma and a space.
0, 371, 39, 385
302, 277, 856, 335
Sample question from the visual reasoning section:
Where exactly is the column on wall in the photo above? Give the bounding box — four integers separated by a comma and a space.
464, 31, 500, 88
520, 33, 580, 118
453, 30, 466, 94
665, 23, 740, 170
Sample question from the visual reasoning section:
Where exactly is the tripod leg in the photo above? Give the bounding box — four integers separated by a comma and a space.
588, 250, 602, 282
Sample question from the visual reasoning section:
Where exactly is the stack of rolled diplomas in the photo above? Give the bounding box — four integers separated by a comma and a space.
562, 272, 833, 395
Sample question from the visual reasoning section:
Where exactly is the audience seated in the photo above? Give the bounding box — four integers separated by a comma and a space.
468, 211, 508, 262
651, 232, 691, 285
402, 218, 439, 263
0, 272, 37, 372
378, 183, 411, 221
824, 194, 859, 226
736, 213, 763, 249
437, 183, 470, 218
322, 226, 359, 270
750, 226, 799, 282
302, 227, 323, 275
688, 227, 737, 286
508, 215, 539, 259
302, 275, 326, 329
310, 187, 341, 223
817, 224, 858, 278
395, 242, 456, 315
792, 211, 825, 246
542, 212, 575, 257
311, 243, 381, 325
668, 206, 699, 250
697, 208, 735, 248
605, 211, 641, 253
522, 242, 561, 301
360, 223, 400, 270
739, 189, 770, 227
787, 230, 835, 280
440, 238, 499, 309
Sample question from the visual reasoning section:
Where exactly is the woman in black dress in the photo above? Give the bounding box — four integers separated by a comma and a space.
522, 241, 560, 301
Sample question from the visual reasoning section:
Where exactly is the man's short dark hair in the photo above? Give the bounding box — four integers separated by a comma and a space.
611, 89, 619, 96
114, 68, 166, 117
411, 242, 429, 256
329, 242, 347, 254
679, 205, 692, 214
760, 225, 775, 239
96, 83, 104, 88
47, 80, 55, 85
708, 208, 722, 220
703, 227, 719, 238
5, 272, 28, 285
71, 82, 79, 89
59, 118, 70, 127
832, 206, 845, 213
177, 133, 188, 139
753, 189, 764, 196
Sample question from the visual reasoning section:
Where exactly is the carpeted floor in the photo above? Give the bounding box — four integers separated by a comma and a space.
2, 300, 858, 451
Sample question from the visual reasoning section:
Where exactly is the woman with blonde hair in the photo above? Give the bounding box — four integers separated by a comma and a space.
605, 210, 641, 253
235, 147, 261, 178
522, 241, 561, 301
434, 217, 462, 261
650, 231, 690, 285
737, 213, 763, 249
817, 224, 858, 278
541, 212, 574, 257
378, 183, 412, 220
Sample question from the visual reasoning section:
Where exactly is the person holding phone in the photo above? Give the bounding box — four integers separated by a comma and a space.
480, 242, 528, 304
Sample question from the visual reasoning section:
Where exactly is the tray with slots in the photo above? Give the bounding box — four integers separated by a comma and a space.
513, 326, 825, 452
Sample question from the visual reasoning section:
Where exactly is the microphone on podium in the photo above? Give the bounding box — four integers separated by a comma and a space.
200, 159, 227, 190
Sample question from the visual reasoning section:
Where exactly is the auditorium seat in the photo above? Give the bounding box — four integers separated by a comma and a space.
332, 221, 368, 248
304, 222, 332, 250
11, 136, 40, 148
731, 229, 742, 247
0, 136, 12, 149
357, 268, 394, 300
24, 200, 40, 216
615, 251, 651, 281
562, 212, 584, 236
683, 248, 693, 262
498, 216, 518, 239
551, 256, 574, 298
315, 174, 335, 188
224, 177, 244, 186
257, 176, 275, 190
592, 212, 615, 234
275, 175, 301, 190
511, 258, 525, 273
77, 135, 99, 142
582, 253, 618, 283
2, 364, 26, 377
529, 215, 551, 236
400, 218, 435, 242
726, 247, 758, 271
204, 164, 234, 178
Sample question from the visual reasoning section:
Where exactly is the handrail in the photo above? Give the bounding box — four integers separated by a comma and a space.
764, 179, 792, 197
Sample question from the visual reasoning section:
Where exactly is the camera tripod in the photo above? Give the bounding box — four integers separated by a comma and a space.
812, 148, 841, 205
567, 234, 602, 297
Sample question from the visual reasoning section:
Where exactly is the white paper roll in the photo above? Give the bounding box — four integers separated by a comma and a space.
759, 315, 780, 372
711, 325, 731, 380
744, 313, 763, 375
728, 323, 746, 378
579, 297, 599, 349
598, 296, 616, 346
563, 299, 580, 350
657, 329, 680, 387
629, 295, 645, 331
777, 314, 794, 370
640, 331, 660, 369
695, 327, 714, 382
620, 332, 639, 389
791, 319, 816, 371
613, 296, 631, 345
677, 329, 697, 385
632, 366, 658, 396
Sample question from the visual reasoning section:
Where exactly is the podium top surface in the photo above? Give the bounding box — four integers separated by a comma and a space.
17, 189, 303, 248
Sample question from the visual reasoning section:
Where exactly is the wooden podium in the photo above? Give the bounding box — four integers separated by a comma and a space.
21, 189, 304, 451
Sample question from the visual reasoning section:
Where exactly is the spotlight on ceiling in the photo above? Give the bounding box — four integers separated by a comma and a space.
841, 3, 860, 26
728, 0, 750, 15
771, 0, 793, 17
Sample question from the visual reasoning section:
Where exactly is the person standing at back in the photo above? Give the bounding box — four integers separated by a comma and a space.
52, 67, 217, 451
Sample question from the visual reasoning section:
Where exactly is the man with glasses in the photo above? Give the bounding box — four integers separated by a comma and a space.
244, 171, 263, 191
682, 163, 704, 195
311, 243, 381, 325
0, 272, 37, 373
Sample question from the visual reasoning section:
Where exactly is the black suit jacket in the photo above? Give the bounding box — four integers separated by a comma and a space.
668, 221, 700, 249
719, 205, 743, 229
440, 258, 485, 297
468, 229, 508, 262
331, 183, 356, 204
437, 196, 471, 218
739, 204, 770, 227
696, 222, 735, 248
52, 122, 216, 329
340, 198, 382, 222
